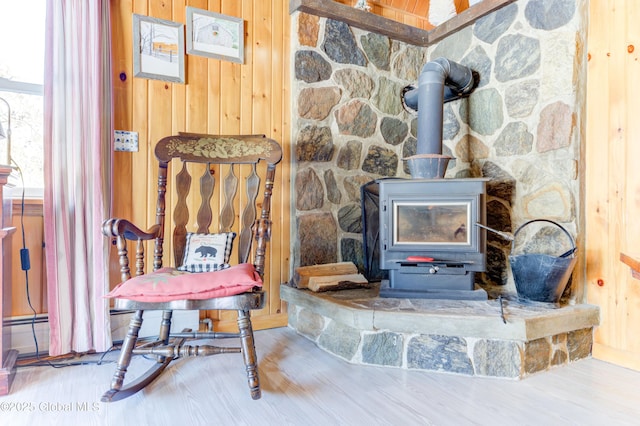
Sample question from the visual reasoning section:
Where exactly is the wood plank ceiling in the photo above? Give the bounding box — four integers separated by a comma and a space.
333, 0, 472, 29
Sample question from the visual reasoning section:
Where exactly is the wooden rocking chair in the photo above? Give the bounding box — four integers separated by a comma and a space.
101, 134, 282, 402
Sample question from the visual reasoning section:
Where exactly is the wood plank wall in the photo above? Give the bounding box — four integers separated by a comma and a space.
586, 0, 640, 370
109, 0, 291, 331
10, 200, 46, 317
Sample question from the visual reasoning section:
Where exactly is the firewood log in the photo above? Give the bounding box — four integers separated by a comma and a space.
292, 262, 359, 289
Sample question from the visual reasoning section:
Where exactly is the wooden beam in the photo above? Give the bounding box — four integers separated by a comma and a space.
290, 0, 516, 47
290, 0, 430, 46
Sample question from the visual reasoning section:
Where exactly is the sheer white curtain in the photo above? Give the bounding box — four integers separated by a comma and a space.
44, 0, 113, 355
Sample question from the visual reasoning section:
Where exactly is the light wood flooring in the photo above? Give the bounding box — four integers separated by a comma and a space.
2, 326, 640, 425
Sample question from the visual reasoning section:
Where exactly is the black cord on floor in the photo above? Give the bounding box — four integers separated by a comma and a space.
12, 161, 115, 369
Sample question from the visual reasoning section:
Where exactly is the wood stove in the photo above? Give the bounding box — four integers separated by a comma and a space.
362, 177, 488, 299
358, 57, 487, 299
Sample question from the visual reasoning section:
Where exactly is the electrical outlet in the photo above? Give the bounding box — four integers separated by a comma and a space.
114, 130, 139, 152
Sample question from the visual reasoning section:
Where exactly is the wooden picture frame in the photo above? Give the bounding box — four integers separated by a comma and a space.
133, 14, 185, 83
186, 7, 244, 64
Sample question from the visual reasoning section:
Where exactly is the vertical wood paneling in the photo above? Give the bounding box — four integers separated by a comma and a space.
240, 0, 254, 136
219, 1, 242, 136
110, 1, 135, 287
619, 0, 640, 355
111, 0, 292, 330
625, 3, 640, 355
598, 0, 623, 354
585, 0, 609, 348
10, 202, 46, 316
172, 4, 187, 134
111, 0, 134, 213
608, 2, 626, 352
130, 1, 150, 271
146, 2, 173, 248
622, 2, 640, 352
587, 0, 640, 370
252, 1, 272, 136
207, 0, 222, 134
269, 0, 288, 317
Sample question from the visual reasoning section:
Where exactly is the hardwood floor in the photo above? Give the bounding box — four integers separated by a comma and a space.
2, 326, 640, 425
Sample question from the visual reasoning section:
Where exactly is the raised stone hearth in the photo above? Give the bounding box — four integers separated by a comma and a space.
281, 284, 599, 379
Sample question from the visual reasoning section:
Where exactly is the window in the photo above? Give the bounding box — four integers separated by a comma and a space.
0, 0, 46, 196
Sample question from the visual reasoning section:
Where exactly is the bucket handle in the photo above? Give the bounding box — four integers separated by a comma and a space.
511, 219, 577, 258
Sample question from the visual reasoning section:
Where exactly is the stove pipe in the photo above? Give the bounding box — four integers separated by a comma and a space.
402, 57, 477, 178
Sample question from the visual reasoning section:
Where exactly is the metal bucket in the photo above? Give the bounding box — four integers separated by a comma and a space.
509, 219, 577, 303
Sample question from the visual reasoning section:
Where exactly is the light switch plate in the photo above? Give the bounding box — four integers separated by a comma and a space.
114, 130, 139, 152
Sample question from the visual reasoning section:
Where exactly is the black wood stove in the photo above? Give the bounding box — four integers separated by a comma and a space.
362, 177, 488, 300
359, 57, 487, 299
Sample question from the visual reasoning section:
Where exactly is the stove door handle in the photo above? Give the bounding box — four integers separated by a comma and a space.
406, 256, 434, 262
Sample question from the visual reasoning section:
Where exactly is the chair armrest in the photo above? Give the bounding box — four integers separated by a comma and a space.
102, 218, 161, 241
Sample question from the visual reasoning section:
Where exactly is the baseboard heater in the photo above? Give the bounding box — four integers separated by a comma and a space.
6, 310, 199, 358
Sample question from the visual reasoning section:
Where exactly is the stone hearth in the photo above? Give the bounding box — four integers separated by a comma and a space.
281, 284, 599, 379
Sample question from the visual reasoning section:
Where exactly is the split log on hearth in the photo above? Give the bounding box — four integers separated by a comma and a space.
307, 273, 370, 293
292, 262, 359, 289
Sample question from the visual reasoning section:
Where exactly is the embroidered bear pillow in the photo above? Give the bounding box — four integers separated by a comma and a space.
178, 232, 236, 272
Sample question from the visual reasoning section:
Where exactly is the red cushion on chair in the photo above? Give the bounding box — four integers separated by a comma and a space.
104, 263, 263, 302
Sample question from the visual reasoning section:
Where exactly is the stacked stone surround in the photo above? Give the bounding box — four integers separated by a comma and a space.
292, 0, 588, 300
281, 284, 598, 378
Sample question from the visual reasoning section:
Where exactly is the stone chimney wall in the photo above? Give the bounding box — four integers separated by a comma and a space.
291, 0, 587, 300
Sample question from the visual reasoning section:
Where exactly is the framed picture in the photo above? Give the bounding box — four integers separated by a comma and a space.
186, 7, 244, 64
133, 14, 185, 83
